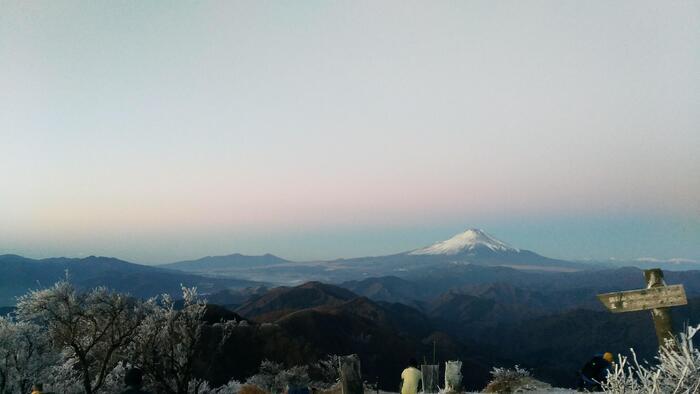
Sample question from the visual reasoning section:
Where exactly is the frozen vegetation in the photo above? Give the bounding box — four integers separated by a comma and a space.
479, 327, 700, 394
482, 366, 553, 392
602, 325, 700, 394
0, 281, 348, 393
0, 280, 241, 393
1, 280, 699, 393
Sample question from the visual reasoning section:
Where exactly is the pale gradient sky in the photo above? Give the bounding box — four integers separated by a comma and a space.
1, 1, 699, 263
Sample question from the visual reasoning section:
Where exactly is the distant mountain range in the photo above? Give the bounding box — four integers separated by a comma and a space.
163, 253, 290, 271
602, 257, 700, 271
342, 267, 700, 306
0, 254, 262, 306
160, 229, 602, 284
3, 228, 696, 305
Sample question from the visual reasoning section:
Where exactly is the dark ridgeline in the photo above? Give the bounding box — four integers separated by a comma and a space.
198, 279, 700, 390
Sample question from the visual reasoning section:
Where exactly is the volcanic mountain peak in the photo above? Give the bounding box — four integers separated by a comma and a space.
409, 229, 518, 255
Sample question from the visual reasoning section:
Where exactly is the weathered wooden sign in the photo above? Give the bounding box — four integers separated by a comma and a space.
597, 268, 688, 347
597, 284, 687, 313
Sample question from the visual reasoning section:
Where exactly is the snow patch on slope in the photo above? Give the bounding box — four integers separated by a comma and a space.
635, 257, 698, 264
409, 229, 519, 255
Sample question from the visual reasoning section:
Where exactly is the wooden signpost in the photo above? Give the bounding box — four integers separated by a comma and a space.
597, 268, 688, 347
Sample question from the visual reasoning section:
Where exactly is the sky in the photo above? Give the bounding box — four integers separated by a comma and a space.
1, 1, 698, 264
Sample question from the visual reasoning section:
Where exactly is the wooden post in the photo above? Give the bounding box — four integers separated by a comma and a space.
421, 365, 439, 393
444, 361, 462, 393
339, 354, 363, 394
644, 268, 675, 347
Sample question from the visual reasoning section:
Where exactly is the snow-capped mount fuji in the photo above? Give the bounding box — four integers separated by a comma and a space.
399, 228, 593, 272
410, 229, 519, 255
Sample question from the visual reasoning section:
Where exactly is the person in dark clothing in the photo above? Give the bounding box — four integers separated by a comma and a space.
120, 368, 151, 394
576, 352, 613, 391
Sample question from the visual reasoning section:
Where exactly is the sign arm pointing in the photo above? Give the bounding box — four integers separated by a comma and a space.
597, 269, 687, 348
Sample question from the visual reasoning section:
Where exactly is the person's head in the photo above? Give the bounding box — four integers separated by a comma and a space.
408, 358, 418, 368
32, 383, 43, 392
124, 368, 144, 388
603, 352, 614, 363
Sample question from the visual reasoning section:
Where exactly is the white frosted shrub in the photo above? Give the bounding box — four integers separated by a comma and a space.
246, 361, 310, 394
603, 325, 700, 394
483, 365, 552, 393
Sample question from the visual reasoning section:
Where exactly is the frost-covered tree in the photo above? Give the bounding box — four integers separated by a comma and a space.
3, 281, 245, 393
0, 316, 57, 394
16, 281, 147, 394
308, 354, 341, 389
44, 354, 85, 393
602, 325, 700, 394
131, 286, 234, 394
245, 355, 340, 393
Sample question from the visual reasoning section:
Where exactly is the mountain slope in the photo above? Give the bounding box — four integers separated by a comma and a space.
235, 281, 357, 321
206, 282, 515, 391
340, 276, 430, 304
200, 290, 498, 391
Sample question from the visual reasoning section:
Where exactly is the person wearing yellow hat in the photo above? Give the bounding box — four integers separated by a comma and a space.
576, 352, 614, 391
603, 352, 614, 363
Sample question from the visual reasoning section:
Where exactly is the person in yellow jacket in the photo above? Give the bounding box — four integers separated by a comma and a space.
400, 358, 422, 394
31, 383, 43, 394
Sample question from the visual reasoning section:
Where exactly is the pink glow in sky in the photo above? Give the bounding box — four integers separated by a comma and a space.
1, 1, 698, 262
